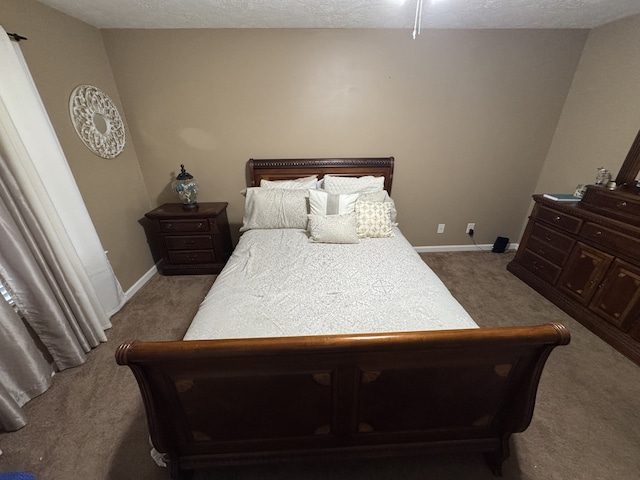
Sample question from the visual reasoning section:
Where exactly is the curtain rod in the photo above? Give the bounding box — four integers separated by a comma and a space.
7, 32, 28, 42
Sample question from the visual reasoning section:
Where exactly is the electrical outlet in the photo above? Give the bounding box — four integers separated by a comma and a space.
466, 223, 476, 234
437, 224, 445, 234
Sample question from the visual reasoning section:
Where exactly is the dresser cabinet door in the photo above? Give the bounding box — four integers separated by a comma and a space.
558, 243, 614, 305
588, 259, 640, 332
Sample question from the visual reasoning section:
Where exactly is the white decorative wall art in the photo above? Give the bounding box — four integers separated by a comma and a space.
69, 85, 125, 158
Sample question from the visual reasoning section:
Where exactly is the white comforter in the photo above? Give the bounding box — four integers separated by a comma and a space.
184, 227, 478, 340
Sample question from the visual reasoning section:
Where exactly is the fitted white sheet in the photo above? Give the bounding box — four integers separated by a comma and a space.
184, 227, 478, 341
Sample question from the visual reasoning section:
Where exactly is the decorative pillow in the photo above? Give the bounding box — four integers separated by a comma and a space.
323, 175, 385, 194
260, 175, 318, 190
307, 214, 359, 244
355, 200, 393, 238
240, 188, 309, 232
358, 190, 398, 224
308, 189, 359, 216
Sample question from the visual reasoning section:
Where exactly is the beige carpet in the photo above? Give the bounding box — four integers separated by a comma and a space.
1, 250, 639, 480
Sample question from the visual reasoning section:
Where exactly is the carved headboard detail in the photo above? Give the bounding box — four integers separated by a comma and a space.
246, 157, 395, 194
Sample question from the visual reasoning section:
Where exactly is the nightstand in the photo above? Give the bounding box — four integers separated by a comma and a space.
143, 202, 232, 275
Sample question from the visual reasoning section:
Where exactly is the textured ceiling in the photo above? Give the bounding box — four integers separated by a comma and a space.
36, 0, 640, 30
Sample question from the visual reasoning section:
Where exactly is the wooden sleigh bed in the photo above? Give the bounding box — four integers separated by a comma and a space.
117, 157, 570, 479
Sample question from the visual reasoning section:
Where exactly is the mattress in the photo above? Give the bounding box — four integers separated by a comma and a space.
184, 227, 478, 341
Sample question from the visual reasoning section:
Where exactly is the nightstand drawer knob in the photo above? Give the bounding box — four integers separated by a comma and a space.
196, 222, 204, 229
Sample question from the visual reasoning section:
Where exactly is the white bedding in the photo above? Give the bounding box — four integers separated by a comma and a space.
184, 227, 478, 341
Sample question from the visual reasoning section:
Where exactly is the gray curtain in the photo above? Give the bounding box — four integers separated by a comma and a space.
0, 27, 127, 431
0, 147, 111, 431
0, 298, 53, 431
0, 108, 114, 434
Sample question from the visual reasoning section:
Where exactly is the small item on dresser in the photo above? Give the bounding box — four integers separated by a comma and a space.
606, 180, 617, 190
542, 193, 581, 202
595, 167, 611, 185
573, 184, 587, 198
172, 164, 199, 210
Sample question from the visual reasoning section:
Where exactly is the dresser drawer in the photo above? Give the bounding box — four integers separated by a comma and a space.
520, 250, 563, 285
530, 222, 575, 253
165, 235, 213, 251
583, 188, 640, 218
526, 236, 570, 266
160, 219, 210, 233
168, 250, 216, 265
536, 206, 583, 234
580, 222, 640, 259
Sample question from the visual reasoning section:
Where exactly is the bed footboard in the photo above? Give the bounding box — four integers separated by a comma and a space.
116, 323, 569, 479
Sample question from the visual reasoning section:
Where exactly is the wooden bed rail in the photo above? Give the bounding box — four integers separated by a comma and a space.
116, 323, 569, 479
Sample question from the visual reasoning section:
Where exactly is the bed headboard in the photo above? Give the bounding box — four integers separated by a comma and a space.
246, 157, 395, 194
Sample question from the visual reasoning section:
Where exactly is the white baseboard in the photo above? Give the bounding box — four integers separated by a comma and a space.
124, 264, 158, 302
414, 243, 519, 253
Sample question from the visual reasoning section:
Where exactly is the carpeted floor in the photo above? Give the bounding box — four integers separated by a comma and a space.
1, 250, 639, 479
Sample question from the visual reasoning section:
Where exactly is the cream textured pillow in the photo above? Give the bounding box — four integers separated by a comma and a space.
307, 214, 359, 244
355, 200, 393, 238
358, 190, 398, 224
323, 175, 385, 194
309, 189, 359, 216
240, 188, 309, 232
260, 175, 318, 190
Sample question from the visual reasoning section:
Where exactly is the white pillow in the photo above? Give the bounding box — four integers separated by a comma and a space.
355, 200, 393, 238
307, 214, 359, 244
309, 190, 359, 216
260, 175, 318, 190
323, 175, 385, 194
358, 190, 398, 224
240, 188, 309, 232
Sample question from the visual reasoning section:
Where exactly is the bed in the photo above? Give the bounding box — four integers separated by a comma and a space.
117, 157, 570, 479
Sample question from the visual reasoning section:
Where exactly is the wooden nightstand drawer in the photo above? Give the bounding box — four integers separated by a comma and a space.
143, 203, 232, 275
160, 219, 210, 233
165, 235, 213, 251
168, 250, 216, 265
530, 222, 575, 253
536, 206, 582, 234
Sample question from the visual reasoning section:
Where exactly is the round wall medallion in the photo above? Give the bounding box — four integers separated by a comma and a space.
69, 85, 125, 158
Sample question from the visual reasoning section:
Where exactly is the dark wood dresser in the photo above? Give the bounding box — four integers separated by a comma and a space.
143, 202, 232, 275
507, 187, 640, 365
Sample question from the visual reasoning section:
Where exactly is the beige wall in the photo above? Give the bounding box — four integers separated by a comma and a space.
535, 14, 640, 197
101, 28, 587, 247
0, 0, 154, 290
1, 1, 592, 292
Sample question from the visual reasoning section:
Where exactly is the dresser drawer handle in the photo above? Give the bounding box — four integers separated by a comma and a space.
196, 222, 204, 229
538, 247, 547, 255
544, 235, 553, 242
532, 261, 544, 271
617, 201, 627, 208
165, 223, 173, 230
184, 240, 195, 247
592, 231, 602, 236
553, 216, 561, 222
